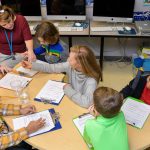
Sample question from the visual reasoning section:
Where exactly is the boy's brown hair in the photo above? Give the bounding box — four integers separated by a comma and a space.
70, 45, 102, 82
94, 87, 123, 118
0, 6, 15, 23
35, 21, 59, 44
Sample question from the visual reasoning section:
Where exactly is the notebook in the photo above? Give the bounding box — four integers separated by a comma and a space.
73, 113, 94, 148
35, 80, 66, 105
121, 97, 150, 129
0, 73, 32, 90
13, 108, 61, 137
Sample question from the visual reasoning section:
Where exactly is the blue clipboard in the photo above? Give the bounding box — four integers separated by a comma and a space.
34, 96, 64, 105
29, 108, 62, 137
34, 80, 65, 105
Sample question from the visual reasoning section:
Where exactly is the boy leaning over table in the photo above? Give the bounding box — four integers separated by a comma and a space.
0, 103, 45, 150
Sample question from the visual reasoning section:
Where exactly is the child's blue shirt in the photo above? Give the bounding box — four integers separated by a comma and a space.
34, 42, 67, 63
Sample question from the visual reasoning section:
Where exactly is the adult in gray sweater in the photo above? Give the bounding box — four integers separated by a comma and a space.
22, 45, 101, 108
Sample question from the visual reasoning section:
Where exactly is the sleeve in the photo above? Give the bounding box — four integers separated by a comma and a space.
120, 79, 134, 99
0, 104, 21, 116
57, 41, 68, 62
83, 124, 93, 150
63, 80, 97, 108
0, 127, 28, 149
32, 61, 69, 73
34, 46, 46, 55
20, 16, 32, 41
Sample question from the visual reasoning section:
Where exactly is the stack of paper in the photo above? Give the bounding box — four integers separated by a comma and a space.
121, 97, 150, 128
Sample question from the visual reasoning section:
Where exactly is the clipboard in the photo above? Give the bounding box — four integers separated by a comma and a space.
73, 113, 94, 148
34, 80, 66, 105
121, 97, 150, 129
13, 108, 62, 137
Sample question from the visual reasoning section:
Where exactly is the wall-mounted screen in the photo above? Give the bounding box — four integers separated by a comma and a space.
46, 0, 86, 20
93, 0, 135, 23
1, 0, 42, 21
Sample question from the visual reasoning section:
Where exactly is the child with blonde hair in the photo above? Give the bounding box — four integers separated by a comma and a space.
22, 45, 101, 108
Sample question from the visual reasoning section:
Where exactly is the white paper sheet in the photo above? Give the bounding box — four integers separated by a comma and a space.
121, 97, 150, 128
13, 110, 55, 137
73, 114, 94, 148
16, 66, 38, 77
0, 73, 32, 90
73, 114, 94, 135
35, 80, 65, 104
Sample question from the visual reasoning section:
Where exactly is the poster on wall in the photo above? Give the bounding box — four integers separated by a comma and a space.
144, 0, 150, 6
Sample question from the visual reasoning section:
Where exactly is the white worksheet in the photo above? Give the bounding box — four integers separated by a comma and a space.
35, 80, 65, 104
13, 110, 55, 137
0, 73, 32, 90
16, 66, 38, 77
121, 97, 150, 128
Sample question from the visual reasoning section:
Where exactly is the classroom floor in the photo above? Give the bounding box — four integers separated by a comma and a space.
98, 61, 133, 91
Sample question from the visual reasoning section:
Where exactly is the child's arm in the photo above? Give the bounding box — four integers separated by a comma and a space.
34, 46, 46, 55
31, 61, 69, 73
63, 80, 97, 108
120, 78, 135, 99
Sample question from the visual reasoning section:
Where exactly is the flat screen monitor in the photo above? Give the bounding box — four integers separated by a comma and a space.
93, 0, 135, 23
46, 0, 86, 20
1, 0, 42, 21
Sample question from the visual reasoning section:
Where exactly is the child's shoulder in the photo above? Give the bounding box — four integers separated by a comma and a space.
50, 42, 64, 52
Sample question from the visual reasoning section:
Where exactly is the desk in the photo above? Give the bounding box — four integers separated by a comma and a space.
90, 21, 150, 80
0, 71, 150, 150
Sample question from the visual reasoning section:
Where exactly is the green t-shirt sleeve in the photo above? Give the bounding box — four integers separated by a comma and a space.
83, 123, 94, 150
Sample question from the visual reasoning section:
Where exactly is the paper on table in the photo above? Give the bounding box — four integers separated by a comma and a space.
73, 113, 94, 148
73, 114, 94, 135
13, 110, 55, 137
121, 97, 150, 128
16, 66, 38, 77
35, 80, 66, 104
0, 73, 32, 90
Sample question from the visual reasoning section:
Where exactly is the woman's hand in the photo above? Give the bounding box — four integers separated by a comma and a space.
20, 105, 36, 115
0, 64, 12, 74
21, 61, 32, 69
26, 118, 45, 134
28, 51, 36, 62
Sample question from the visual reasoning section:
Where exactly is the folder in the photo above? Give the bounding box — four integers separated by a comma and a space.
13, 108, 62, 137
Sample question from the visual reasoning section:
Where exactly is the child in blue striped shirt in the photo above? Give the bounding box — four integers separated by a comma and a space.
34, 21, 68, 63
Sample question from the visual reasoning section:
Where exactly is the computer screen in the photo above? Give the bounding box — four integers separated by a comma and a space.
93, 0, 135, 23
1, 0, 42, 21
46, 0, 86, 20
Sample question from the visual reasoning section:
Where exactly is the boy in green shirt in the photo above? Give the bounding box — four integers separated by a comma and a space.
83, 87, 129, 150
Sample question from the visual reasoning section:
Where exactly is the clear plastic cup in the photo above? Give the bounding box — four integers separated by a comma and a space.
10, 80, 23, 96
19, 88, 30, 104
